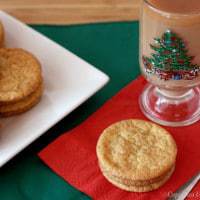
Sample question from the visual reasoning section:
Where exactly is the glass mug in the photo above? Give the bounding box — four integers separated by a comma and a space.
139, 0, 200, 126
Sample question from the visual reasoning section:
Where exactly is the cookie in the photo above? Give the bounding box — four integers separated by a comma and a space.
102, 165, 175, 192
0, 48, 42, 104
99, 161, 174, 187
0, 83, 43, 117
96, 119, 177, 188
0, 21, 4, 47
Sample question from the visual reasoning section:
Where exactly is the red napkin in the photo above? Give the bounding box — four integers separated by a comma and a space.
39, 76, 200, 200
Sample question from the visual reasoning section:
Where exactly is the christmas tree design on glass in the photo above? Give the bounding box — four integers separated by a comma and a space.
142, 30, 200, 81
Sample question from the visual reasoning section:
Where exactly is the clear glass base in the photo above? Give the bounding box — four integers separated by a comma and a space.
139, 84, 200, 127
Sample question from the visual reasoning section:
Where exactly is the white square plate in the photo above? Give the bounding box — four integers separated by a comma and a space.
0, 11, 109, 167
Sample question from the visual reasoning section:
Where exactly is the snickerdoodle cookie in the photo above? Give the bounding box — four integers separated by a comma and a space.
0, 48, 42, 104
96, 119, 177, 192
0, 84, 43, 117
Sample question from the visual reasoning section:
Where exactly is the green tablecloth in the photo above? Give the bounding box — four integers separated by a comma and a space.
0, 22, 140, 200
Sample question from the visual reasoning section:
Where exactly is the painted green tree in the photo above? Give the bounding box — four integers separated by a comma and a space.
143, 30, 200, 80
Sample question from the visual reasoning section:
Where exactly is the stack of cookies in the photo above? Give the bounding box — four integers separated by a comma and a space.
0, 48, 43, 117
96, 119, 177, 192
0, 20, 43, 117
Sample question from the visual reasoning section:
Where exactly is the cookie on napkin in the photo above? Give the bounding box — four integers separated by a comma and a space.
96, 119, 177, 192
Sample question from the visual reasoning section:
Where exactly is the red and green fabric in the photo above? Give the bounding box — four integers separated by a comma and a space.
0, 22, 140, 200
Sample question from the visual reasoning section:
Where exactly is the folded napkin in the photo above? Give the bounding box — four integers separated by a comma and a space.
39, 76, 200, 200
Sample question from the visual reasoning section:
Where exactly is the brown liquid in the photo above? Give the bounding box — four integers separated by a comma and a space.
148, 0, 200, 13
140, 0, 200, 92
